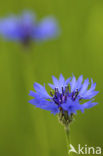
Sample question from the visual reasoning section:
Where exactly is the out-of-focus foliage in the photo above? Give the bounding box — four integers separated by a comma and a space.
0, 0, 103, 156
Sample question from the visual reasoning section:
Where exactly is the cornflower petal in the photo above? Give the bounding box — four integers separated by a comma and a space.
33, 17, 59, 41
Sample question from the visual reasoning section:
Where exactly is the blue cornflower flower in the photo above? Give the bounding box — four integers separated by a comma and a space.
29, 74, 99, 126
0, 11, 59, 46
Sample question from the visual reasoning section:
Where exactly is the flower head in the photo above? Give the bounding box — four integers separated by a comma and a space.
0, 11, 59, 46
29, 74, 99, 126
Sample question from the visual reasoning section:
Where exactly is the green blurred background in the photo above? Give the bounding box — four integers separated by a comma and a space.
0, 0, 103, 156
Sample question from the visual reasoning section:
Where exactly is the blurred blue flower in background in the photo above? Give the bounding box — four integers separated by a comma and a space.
29, 74, 99, 116
0, 11, 60, 46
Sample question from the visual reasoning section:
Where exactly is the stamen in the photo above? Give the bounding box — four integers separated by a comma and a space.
55, 88, 58, 97
72, 89, 79, 100
50, 91, 53, 97
53, 87, 69, 105
75, 89, 79, 98
60, 94, 62, 103
72, 92, 75, 98
62, 87, 64, 95
55, 88, 57, 92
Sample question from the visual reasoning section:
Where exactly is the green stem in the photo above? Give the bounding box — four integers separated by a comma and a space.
65, 126, 72, 156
